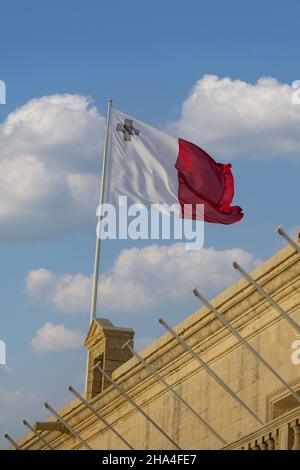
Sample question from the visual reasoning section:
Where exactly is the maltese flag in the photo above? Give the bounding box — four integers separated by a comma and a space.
106, 107, 243, 224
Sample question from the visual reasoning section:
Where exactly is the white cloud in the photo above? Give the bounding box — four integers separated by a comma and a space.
0, 94, 104, 241
31, 322, 84, 353
26, 269, 92, 314
170, 75, 300, 159
26, 243, 259, 314
1, 77, 299, 242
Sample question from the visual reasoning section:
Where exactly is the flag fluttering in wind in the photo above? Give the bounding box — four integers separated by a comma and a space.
106, 107, 243, 224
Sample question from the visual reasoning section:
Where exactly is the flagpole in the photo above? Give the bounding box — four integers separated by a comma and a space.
85, 99, 112, 394
90, 99, 112, 324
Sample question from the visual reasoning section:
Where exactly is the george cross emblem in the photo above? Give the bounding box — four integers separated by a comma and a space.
116, 119, 140, 142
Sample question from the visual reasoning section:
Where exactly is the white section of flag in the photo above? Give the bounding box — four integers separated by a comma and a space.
106, 107, 179, 206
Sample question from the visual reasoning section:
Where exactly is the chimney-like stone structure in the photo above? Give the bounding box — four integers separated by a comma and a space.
84, 318, 134, 400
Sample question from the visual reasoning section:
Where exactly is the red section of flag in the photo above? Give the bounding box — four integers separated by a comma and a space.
175, 139, 244, 224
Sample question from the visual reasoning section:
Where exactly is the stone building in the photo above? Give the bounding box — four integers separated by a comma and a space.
8, 230, 300, 450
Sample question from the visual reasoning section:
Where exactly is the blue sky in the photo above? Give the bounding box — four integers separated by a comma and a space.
1, 0, 300, 447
